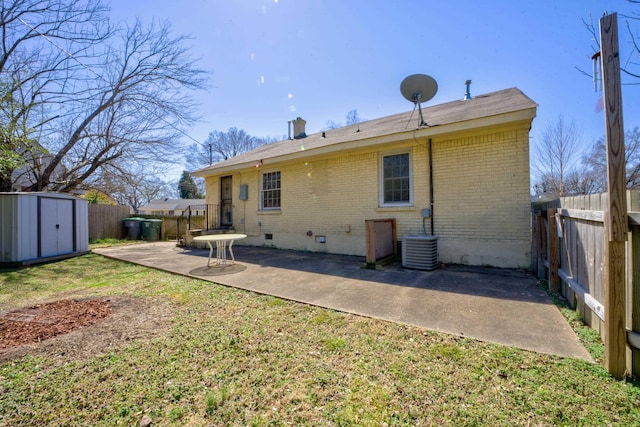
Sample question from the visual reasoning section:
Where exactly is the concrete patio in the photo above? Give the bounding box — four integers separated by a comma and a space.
93, 242, 592, 361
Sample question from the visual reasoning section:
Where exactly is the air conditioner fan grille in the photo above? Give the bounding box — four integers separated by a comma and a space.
402, 235, 438, 270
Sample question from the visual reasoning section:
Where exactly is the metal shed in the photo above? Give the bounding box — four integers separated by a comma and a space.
0, 192, 89, 266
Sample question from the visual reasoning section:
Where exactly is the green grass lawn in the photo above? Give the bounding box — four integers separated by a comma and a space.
1, 253, 638, 426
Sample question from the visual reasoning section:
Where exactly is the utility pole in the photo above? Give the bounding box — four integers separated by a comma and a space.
600, 12, 627, 379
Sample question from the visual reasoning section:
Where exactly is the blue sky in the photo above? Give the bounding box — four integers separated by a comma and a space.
108, 0, 640, 179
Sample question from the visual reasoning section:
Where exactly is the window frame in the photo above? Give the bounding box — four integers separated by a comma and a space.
378, 148, 414, 207
260, 170, 281, 211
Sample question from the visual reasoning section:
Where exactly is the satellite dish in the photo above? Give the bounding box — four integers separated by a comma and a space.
400, 74, 438, 126
400, 74, 438, 103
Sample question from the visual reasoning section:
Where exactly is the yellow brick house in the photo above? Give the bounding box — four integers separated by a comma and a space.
193, 88, 536, 269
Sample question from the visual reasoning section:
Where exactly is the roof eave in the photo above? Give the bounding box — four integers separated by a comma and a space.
193, 106, 536, 178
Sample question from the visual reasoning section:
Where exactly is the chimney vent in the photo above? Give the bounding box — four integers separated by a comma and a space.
293, 117, 307, 139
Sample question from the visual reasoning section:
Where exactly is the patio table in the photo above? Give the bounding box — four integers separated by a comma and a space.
193, 234, 247, 267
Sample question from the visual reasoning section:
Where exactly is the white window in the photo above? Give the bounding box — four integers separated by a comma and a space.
379, 150, 413, 206
261, 171, 281, 210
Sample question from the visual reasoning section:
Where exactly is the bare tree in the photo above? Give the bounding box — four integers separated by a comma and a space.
324, 109, 364, 131
0, 81, 32, 188
206, 127, 260, 161
185, 127, 278, 169
562, 169, 601, 195
0, 0, 113, 191
346, 109, 362, 125
579, 6, 640, 85
532, 116, 586, 196
32, 19, 207, 192
619, 4, 640, 82
0, 0, 208, 192
96, 164, 171, 212
323, 120, 340, 130
583, 126, 640, 191
567, 5, 640, 195
184, 128, 277, 196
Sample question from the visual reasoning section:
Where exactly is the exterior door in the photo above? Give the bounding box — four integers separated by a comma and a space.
220, 175, 233, 227
40, 197, 74, 257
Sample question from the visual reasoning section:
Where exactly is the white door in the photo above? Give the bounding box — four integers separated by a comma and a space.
40, 197, 74, 257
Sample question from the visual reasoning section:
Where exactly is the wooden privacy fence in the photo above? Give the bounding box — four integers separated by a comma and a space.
162, 215, 207, 241
532, 191, 640, 378
88, 204, 130, 240
88, 204, 209, 241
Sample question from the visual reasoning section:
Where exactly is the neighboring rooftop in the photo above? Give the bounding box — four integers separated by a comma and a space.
193, 87, 537, 176
138, 198, 205, 213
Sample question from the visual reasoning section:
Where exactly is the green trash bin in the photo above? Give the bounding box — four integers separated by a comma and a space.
123, 217, 145, 240
141, 219, 163, 241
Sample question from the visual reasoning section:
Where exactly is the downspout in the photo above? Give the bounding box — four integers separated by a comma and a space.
239, 170, 245, 235
429, 138, 434, 235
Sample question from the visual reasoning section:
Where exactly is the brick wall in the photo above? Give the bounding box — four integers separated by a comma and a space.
203, 120, 532, 268
432, 123, 531, 267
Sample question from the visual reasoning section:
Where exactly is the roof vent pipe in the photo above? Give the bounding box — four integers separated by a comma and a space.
288, 120, 292, 140
464, 80, 472, 100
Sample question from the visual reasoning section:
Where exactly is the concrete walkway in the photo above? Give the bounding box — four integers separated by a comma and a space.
93, 242, 592, 361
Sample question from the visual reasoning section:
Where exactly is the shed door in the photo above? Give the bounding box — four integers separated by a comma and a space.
40, 197, 74, 257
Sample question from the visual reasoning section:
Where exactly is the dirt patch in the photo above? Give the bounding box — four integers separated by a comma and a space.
0, 295, 174, 363
0, 299, 113, 349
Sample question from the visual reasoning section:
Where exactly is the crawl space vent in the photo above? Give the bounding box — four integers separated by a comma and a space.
402, 235, 438, 270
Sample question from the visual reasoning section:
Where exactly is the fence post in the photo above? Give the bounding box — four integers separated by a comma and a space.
600, 13, 627, 379
547, 208, 560, 292
604, 221, 627, 378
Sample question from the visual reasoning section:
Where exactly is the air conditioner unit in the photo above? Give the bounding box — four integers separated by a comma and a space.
402, 235, 438, 270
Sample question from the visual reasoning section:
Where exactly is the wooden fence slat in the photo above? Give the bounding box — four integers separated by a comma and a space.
537, 214, 546, 279
531, 213, 539, 275
596, 221, 606, 337
586, 217, 597, 327
88, 204, 131, 240
548, 208, 560, 293
560, 208, 605, 222
565, 216, 574, 279
632, 225, 640, 377
574, 219, 584, 305
629, 331, 640, 354
558, 268, 605, 321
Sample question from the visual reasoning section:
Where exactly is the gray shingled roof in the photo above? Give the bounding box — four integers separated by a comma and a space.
193, 87, 536, 176
139, 199, 205, 212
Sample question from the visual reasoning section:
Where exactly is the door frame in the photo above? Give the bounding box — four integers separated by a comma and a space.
37, 196, 77, 257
